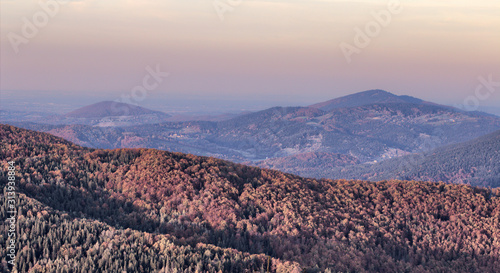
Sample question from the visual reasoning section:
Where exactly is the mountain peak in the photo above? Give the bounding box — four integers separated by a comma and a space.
65, 101, 169, 118
360, 89, 393, 95
310, 90, 425, 111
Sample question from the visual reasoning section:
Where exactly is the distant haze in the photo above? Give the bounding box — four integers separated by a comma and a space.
1, 0, 499, 111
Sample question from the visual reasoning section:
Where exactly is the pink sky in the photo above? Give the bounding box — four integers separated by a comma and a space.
1, 0, 499, 107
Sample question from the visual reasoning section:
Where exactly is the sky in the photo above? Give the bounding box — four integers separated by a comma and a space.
1, 0, 499, 113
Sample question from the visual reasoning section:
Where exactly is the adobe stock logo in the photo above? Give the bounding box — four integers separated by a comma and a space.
8, 0, 69, 54
213, 0, 242, 21
340, 0, 403, 64
455, 74, 500, 111
111, 65, 169, 116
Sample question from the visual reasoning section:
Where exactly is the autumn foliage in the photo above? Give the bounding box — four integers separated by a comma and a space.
1, 124, 499, 272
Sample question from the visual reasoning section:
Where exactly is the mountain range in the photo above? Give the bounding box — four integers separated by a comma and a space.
1, 124, 499, 272
0, 101, 245, 127
2, 90, 500, 187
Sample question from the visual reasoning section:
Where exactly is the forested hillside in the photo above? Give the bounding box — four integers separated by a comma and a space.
255, 152, 360, 177
325, 130, 500, 187
9, 96, 500, 165
1, 124, 500, 272
309, 89, 427, 111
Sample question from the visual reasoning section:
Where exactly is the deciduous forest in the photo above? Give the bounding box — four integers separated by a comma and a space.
1, 124, 499, 272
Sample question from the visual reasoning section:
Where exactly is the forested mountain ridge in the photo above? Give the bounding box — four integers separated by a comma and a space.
309, 89, 429, 111
0, 191, 277, 272
9, 98, 500, 166
4, 90, 500, 191
1, 101, 173, 127
322, 129, 500, 187
2, 124, 500, 272
0, 124, 296, 272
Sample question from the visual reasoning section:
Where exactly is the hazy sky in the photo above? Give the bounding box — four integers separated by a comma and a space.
1, 0, 499, 110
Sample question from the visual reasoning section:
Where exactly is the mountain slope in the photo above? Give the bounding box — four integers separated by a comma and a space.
65, 101, 169, 118
327, 129, 500, 187
0, 192, 276, 273
210, 102, 500, 161
309, 89, 429, 111
1, 124, 500, 272
255, 152, 360, 177
9, 100, 500, 165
